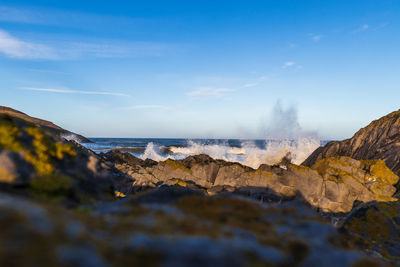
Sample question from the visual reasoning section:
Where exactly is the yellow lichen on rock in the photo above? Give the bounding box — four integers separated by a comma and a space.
54, 142, 77, 160
312, 156, 398, 186
164, 159, 192, 173
23, 127, 76, 176
115, 191, 126, 198
0, 120, 24, 151
363, 159, 399, 185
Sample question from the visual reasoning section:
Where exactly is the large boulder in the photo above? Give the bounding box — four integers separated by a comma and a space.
310, 156, 398, 212
303, 109, 400, 177
341, 200, 400, 260
0, 114, 118, 204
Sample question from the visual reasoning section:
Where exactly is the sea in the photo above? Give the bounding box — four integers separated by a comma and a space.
76, 137, 326, 169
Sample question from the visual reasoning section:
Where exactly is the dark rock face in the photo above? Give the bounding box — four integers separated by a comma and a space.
303, 110, 400, 177
341, 201, 400, 260
0, 106, 91, 143
101, 150, 157, 169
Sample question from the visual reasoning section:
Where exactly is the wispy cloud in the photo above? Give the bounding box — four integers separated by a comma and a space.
240, 75, 268, 89
375, 22, 389, 30
352, 24, 369, 33
28, 69, 70, 75
282, 61, 295, 68
126, 105, 171, 110
0, 6, 41, 24
242, 83, 258, 88
21, 87, 130, 97
0, 29, 58, 59
187, 74, 269, 99
310, 34, 323, 42
0, 28, 172, 60
0, 5, 146, 30
187, 87, 234, 98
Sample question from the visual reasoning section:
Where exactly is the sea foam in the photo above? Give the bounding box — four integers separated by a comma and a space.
140, 138, 320, 169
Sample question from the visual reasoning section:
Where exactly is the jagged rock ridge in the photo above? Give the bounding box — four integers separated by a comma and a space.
102, 151, 398, 213
303, 109, 400, 177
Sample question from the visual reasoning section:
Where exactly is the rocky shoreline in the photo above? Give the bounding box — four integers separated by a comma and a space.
1, 106, 400, 266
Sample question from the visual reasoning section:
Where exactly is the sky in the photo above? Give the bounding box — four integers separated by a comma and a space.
0, 0, 399, 139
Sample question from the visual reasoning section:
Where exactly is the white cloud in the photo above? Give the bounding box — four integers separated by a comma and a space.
0, 6, 41, 24
240, 75, 268, 89
0, 28, 171, 60
186, 75, 268, 99
21, 87, 130, 97
311, 34, 323, 42
28, 69, 70, 75
187, 87, 234, 98
0, 29, 58, 59
126, 105, 171, 110
353, 24, 369, 33
0, 5, 145, 30
282, 61, 295, 68
242, 83, 258, 88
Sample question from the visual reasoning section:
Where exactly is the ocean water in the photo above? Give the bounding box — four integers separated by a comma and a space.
78, 137, 325, 169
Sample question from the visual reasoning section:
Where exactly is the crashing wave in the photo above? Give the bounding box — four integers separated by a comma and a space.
140, 138, 320, 169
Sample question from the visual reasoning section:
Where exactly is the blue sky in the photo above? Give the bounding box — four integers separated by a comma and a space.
0, 0, 399, 139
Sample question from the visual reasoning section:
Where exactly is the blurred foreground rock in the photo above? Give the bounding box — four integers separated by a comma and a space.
0, 188, 385, 266
0, 113, 129, 204
341, 200, 400, 260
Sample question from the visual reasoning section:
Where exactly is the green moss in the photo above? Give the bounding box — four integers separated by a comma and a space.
30, 174, 73, 202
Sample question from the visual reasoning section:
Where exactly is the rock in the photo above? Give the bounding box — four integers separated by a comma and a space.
303, 109, 400, 177
0, 114, 119, 204
100, 150, 157, 169
0, 150, 33, 184
108, 152, 398, 213
0, 106, 91, 143
134, 184, 203, 204
341, 200, 400, 260
0, 191, 385, 266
